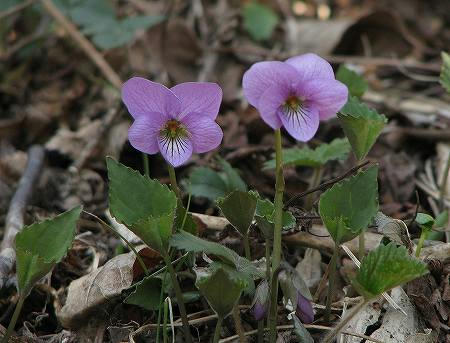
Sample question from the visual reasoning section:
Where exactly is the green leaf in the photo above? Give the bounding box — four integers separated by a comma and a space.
217, 158, 247, 193
319, 166, 379, 244
186, 167, 229, 201
415, 213, 435, 231
336, 65, 368, 97
185, 158, 247, 202
132, 212, 175, 253
264, 138, 351, 169
195, 267, 247, 318
124, 277, 162, 310
16, 206, 82, 295
338, 97, 387, 161
255, 197, 296, 239
352, 242, 428, 299
243, 2, 279, 41
441, 52, 450, 93
170, 231, 264, 278
217, 191, 257, 236
107, 157, 177, 226
434, 210, 448, 230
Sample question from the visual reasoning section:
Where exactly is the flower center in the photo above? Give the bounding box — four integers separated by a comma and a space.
159, 120, 190, 157
281, 95, 309, 125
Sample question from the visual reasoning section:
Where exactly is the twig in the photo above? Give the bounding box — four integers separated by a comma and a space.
0, 145, 45, 289
284, 161, 371, 208
0, 0, 34, 20
41, 0, 122, 89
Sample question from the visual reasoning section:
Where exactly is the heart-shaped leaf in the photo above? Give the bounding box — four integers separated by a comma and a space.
107, 158, 177, 253
15, 206, 82, 295
415, 213, 435, 231
254, 196, 295, 239
336, 65, 368, 97
107, 157, 177, 226
352, 242, 428, 299
217, 190, 257, 236
319, 166, 379, 244
195, 267, 247, 318
263, 138, 350, 169
338, 97, 387, 161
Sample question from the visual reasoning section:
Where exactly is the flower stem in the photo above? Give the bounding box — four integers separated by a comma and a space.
415, 229, 428, 257
268, 129, 285, 343
163, 299, 169, 343
232, 305, 247, 343
325, 244, 339, 322
156, 272, 167, 343
213, 316, 224, 343
142, 153, 150, 177
265, 239, 271, 280
163, 254, 192, 343
322, 298, 370, 343
243, 234, 251, 260
257, 320, 264, 343
358, 232, 365, 260
167, 164, 182, 200
2, 293, 26, 343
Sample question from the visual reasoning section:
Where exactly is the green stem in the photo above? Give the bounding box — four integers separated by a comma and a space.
265, 239, 271, 280
167, 164, 182, 200
142, 153, 150, 177
305, 166, 323, 210
415, 229, 429, 257
163, 299, 169, 343
325, 244, 339, 322
232, 305, 247, 343
358, 232, 365, 260
243, 234, 251, 260
213, 316, 224, 343
257, 320, 264, 343
156, 272, 167, 343
163, 254, 192, 343
268, 129, 285, 343
322, 298, 370, 343
2, 294, 26, 343
83, 211, 149, 276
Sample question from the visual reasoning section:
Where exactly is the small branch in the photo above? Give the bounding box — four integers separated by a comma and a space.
0, 0, 34, 20
41, 0, 122, 89
0, 145, 45, 289
284, 161, 371, 208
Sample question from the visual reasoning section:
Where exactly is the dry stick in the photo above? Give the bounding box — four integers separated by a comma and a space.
41, 0, 122, 90
0, 0, 34, 20
284, 160, 371, 208
0, 145, 45, 289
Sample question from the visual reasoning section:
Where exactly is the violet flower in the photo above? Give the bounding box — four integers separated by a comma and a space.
250, 279, 270, 321
242, 53, 348, 141
122, 77, 223, 167
295, 292, 314, 324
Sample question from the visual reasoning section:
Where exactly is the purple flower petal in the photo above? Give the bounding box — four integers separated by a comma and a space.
157, 135, 193, 167
285, 53, 335, 81
299, 78, 348, 120
251, 303, 267, 321
257, 84, 290, 129
295, 292, 314, 324
122, 77, 180, 119
171, 82, 223, 120
242, 61, 299, 107
128, 112, 167, 154
278, 104, 319, 142
182, 113, 223, 153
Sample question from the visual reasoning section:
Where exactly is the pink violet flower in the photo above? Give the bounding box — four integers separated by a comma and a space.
242, 53, 348, 141
122, 77, 223, 167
